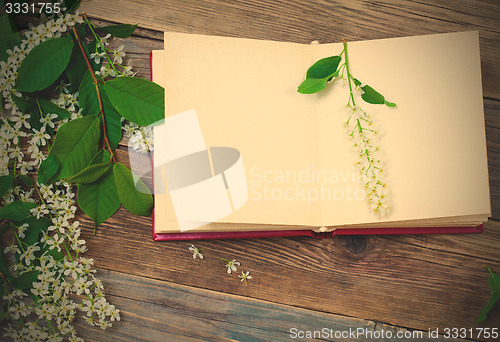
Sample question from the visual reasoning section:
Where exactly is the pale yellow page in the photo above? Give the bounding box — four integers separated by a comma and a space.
315, 31, 491, 225
161, 32, 322, 227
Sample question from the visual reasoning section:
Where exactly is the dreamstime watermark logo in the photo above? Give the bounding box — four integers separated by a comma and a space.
128, 109, 248, 231
248, 166, 366, 205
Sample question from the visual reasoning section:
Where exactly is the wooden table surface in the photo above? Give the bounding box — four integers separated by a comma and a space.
65, 0, 500, 341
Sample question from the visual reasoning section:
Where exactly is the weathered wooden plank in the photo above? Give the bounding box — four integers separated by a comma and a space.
78, 204, 500, 338
80, 0, 500, 100
74, 268, 474, 342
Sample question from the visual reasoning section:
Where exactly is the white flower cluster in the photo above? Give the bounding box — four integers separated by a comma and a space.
1, 11, 120, 341
122, 121, 154, 153
344, 104, 391, 216
89, 33, 135, 78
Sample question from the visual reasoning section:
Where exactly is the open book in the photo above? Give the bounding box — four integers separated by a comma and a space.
150, 31, 490, 240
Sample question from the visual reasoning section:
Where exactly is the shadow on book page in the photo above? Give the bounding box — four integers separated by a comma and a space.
130, 109, 248, 231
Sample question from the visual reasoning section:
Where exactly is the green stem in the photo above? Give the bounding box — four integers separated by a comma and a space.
342, 39, 356, 107
71, 25, 117, 163
35, 96, 46, 120
14, 231, 26, 254
84, 15, 121, 77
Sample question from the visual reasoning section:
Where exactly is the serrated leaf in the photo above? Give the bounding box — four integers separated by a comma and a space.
384, 100, 396, 107
77, 171, 120, 227
297, 77, 329, 94
10, 93, 35, 112
104, 77, 164, 126
0, 175, 13, 198
90, 149, 112, 165
37, 155, 59, 185
79, 70, 100, 116
21, 216, 51, 245
476, 266, 500, 322
11, 271, 38, 290
39, 98, 70, 119
99, 24, 137, 38
29, 103, 43, 132
306, 56, 341, 79
67, 163, 111, 184
113, 163, 153, 216
99, 85, 122, 148
0, 201, 37, 221
15, 35, 74, 92
48, 115, 101, 181
66, 37, 88, 93
18, 174, 33, 187
361, 85, 385, 105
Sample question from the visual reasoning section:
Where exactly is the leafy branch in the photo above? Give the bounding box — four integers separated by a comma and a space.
0, 7, 159, 339
298, 39, 395, 216
71, 25, 116, 163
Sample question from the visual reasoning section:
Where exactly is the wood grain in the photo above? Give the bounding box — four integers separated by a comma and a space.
75, 268, 475, 342
78, 207, 500, 337
80, 0, 500, 99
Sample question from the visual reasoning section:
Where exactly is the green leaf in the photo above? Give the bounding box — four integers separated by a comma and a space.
99, 24, 137, 38
29, 103, 43, 132
79, 70, 100, 116
476, 266, 500, 322
18, 174, 33, 187
297, 77, 329, 94
66, 36, 88, 93
361, 85, 385, 105
39, 98, 70, 120
21, 216, 51, 245
0, 249, 11, 279
49, 116, 101, 181
306, 56, 341, 79
67, 163, 112, 184
0, 175, 13, 198
15, 35, 74, 92
11, 271, 38, 290
0, 1, 20, 63
384, 100, 397, 107
90, 149, 112, 165
10, 93, 35, 112
37, 155, 59, 185
62, 0, 81, 14
104, 77, 164, 126
99, 86, 122, 148
0, 201, 37, 221
113, 163, 153, 216
78, 171, 120, 227
353, 78, 362, 87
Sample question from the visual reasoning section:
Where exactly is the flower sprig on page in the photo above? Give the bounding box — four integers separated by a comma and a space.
298, 39, 396, 216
